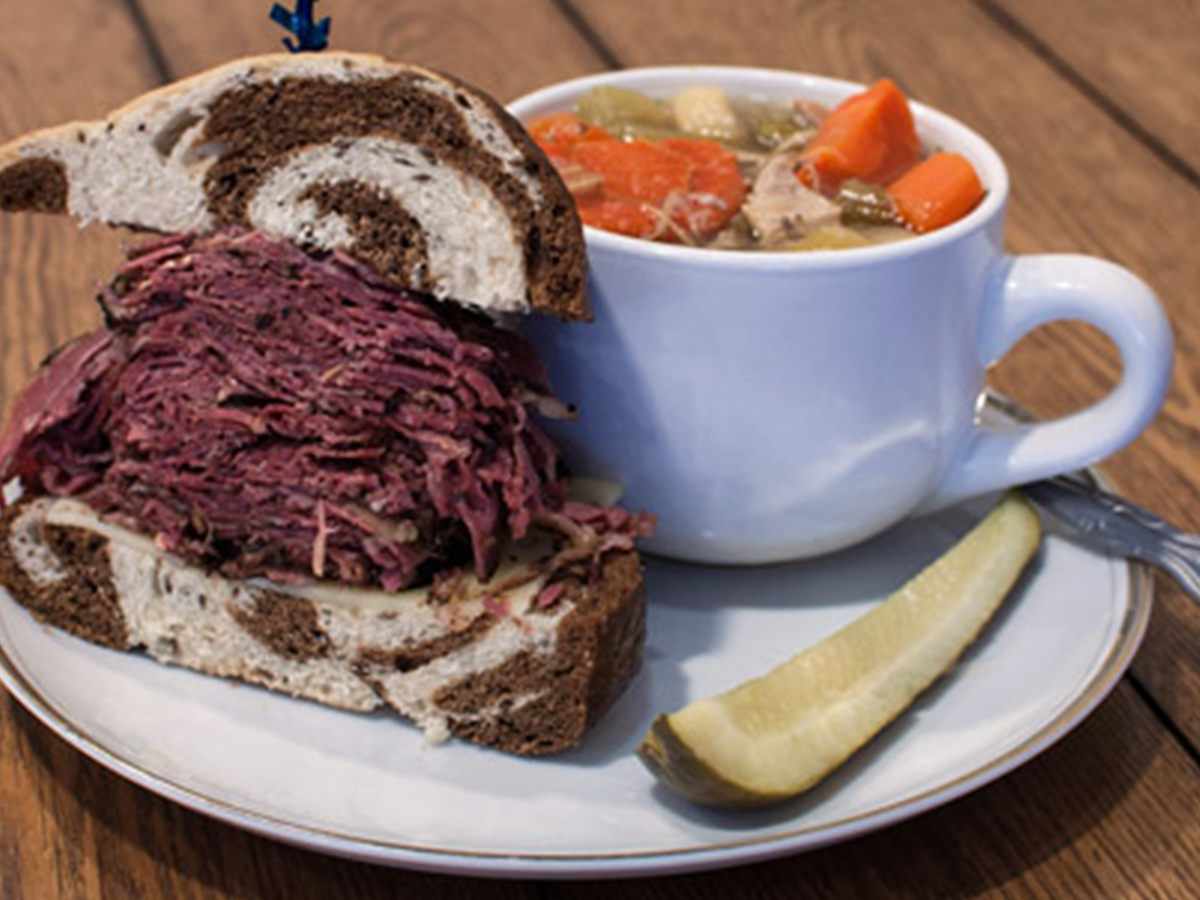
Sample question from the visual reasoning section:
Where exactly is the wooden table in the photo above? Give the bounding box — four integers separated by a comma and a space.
2, 1, 1199, 896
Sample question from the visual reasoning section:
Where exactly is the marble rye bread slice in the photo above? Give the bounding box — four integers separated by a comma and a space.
1, 497, 646, 756
0, 52, 586, 319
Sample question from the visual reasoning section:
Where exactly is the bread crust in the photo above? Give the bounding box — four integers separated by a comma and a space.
0, 508, 129, 650
430, 552, 645, 754
0, 53, 587, 320
0, 496, 644, 755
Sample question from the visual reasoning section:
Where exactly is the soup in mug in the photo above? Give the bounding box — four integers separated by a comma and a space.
527, 79, 985, 251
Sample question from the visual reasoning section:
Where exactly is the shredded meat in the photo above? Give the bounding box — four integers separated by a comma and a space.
0, 229, 650, 590
742, 142, 840, 245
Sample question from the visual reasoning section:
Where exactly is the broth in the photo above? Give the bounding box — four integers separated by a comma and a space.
527, 80, 984, 251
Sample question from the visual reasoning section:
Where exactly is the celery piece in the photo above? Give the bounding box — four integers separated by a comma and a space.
576, 86, 675, 137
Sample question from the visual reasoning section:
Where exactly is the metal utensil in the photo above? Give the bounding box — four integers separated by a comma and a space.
1023, 477, 1200, 604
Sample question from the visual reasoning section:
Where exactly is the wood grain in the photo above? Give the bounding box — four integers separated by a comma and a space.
568, 0, 1200, 760
0, 0, 160, 423
137, 0, 608, 102
986, 0, 1200, 175
969, 6, 1200, 705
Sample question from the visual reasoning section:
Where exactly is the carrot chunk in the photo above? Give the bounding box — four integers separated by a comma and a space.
527, 111, 613, 162
529, 120, 748, 242
570, 140, 694, 208
799, 79, 920, 193
888, 152, 985, 233
658, 138, 747, 239
573, 192, 664, 239
527, 111, 613, 145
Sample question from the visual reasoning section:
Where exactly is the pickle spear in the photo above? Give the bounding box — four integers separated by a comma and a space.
637, 493, 1042, 808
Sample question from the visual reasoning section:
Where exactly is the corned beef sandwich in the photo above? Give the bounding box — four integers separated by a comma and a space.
0, 53, 651, 756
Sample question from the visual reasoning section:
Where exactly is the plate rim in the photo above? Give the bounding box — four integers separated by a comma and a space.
0, 519, 1153, 879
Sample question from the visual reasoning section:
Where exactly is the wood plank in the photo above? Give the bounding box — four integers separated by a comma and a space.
0, 1, 162, 422
985, 0, 1200, 175
138, 0, 607, 102
566, 0, 1200, 748
0, 8, 194, 898
548, 684, 1200, 899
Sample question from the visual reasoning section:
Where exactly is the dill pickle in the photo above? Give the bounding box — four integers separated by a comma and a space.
637, 495, 1041, 808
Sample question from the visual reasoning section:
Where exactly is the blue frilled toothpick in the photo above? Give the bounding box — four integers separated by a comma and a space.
270, 0, 331, 53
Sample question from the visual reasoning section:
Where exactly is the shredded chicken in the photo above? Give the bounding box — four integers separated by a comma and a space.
642, 199, 697, 244
742, 146, 840, 246
556, 162, 604, 196
792, 99, 828, 131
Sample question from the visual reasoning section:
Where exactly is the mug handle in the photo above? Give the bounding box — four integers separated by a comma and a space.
926, 254, 1174, 510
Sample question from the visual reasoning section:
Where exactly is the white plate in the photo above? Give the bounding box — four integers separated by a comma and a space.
0, 494, 1149, 879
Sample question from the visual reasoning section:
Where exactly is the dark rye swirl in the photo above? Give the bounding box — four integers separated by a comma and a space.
0, 52, 586, 319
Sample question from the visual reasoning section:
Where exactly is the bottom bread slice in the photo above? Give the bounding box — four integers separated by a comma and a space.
0, 497, 646, 756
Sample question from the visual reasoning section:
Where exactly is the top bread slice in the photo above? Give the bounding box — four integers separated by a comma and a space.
0, 52, 586, 319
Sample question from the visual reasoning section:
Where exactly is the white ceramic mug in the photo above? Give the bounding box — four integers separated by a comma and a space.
510, 68, 1174, 564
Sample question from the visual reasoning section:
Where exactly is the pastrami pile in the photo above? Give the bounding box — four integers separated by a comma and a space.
0, 229, 648, 590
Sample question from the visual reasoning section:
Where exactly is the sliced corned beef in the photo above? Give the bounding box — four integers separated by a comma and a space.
0, 229, 603, 590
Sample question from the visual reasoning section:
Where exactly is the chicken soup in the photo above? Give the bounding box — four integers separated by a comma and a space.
527, 79, 985, 251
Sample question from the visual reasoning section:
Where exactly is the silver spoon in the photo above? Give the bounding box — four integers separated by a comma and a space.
1022, 477, 1200, 604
